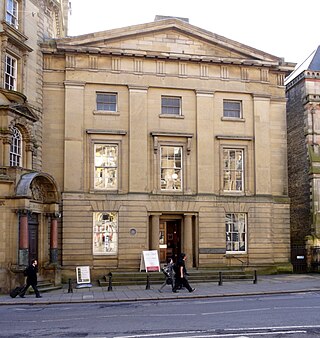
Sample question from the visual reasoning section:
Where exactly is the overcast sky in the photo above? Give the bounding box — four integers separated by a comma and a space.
68, 0, 320, 66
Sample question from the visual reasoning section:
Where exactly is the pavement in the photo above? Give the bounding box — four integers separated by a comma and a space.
1, 273, 320, 306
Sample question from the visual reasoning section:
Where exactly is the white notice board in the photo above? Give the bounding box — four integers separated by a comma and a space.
140, 250, 160, 272
76, 266, 91, 284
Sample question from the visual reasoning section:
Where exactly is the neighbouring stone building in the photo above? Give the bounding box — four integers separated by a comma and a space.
286, 46, 320, 272
40, 16, 295, 282
0, 0, 68, 292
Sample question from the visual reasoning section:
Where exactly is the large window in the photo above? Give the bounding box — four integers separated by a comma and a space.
223, 149, 243, 192
161, 96, 181, 115
94, 144, 118, 190
96, 93, 117, 112
10, 127, 22, 166
93, 212, 118, 255
223, 100, 242, 118
226, 213, 246, 253
6, 0, 18, 28
160, 146, 182, 190
4, 54, 17, 90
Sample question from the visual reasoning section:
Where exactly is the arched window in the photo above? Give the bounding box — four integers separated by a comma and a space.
10, 127, 22, 166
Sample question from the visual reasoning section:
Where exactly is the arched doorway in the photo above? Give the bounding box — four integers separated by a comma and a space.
15, 172, 60, 267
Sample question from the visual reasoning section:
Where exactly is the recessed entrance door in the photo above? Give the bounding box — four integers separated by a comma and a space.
28, 213, 39, 264
167, 221, 181, 262
159, 220, 181, 264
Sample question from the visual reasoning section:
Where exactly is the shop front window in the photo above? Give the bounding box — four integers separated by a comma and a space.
226, 213, 246, 253
93, 212, 118, 255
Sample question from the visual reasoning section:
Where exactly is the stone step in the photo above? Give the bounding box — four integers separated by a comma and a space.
28, 280, 62, 294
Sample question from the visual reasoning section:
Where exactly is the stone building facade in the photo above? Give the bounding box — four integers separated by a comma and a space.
0, 0, 68, 292
41, 17, 295, 282
286, 46, 320, 272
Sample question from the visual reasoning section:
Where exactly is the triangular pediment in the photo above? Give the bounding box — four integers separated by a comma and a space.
0, 89, 38, 122
53, 19, 287, 66
88, 28, 247, 59
10, 104, 38, 122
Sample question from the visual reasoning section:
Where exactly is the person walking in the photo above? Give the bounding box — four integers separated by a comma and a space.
19, 259, 42, 298
172, 253, 195, 293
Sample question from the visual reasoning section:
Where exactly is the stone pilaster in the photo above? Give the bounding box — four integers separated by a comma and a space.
183, 214, 193, 269
150, 214, 161, 251
18, 210, 29, 266
50, 216, 58, 264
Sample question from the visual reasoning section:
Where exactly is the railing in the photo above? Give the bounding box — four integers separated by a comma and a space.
100, 270, 258, 291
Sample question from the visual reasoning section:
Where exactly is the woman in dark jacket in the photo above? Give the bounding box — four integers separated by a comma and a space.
19, 259, 42, 298
172, 253, 195, 293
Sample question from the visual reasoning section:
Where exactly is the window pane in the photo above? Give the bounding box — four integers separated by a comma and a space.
223, 100, 241, 118
160, 146, 182, 190
223, 149, 243, 192
4, 55, 16, 90
10, 127, 22, 166
96, 93, 117, 111
225, 213, 246, 253
93, 212, 118, 255
94, 144, 118, 190
6, 0, 18, 28
161, 96, 181, 115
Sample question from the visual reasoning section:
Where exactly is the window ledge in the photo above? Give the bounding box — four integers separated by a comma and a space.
221, 191, 245, 196
152, 189, 184, 194
93, 254, 118, 257
221, 117, 245, 122
93, 110, 120, 116
159, 114, 184, 119
160, 190, 183, 193
90, 189, 119, 194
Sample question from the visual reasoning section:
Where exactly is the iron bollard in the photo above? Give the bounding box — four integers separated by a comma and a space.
68, 278, 73, 293
146, 273, 150, 290
253, 270, 258, 284
108, 272, 113, 291
218, 271, 223, 286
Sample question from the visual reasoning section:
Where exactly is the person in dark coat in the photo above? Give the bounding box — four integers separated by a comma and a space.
172, 253, 195, 293
19, 259, 42, 298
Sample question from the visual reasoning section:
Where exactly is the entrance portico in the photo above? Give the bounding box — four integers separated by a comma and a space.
0, 169, 62, 292
150, 213, 196, 269
15, 172, 60, 263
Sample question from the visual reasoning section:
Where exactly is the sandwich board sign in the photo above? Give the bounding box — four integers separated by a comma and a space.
76, 266, 92, 288
140, 250, 160, 272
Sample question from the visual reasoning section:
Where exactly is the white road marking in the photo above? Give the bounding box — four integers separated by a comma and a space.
117, 329, 307, 338
201, 308, 270, 315
192, 299, 245, 305
274, 305, 320, 310
225, 324, 320, 331
116, 331, 205, 338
